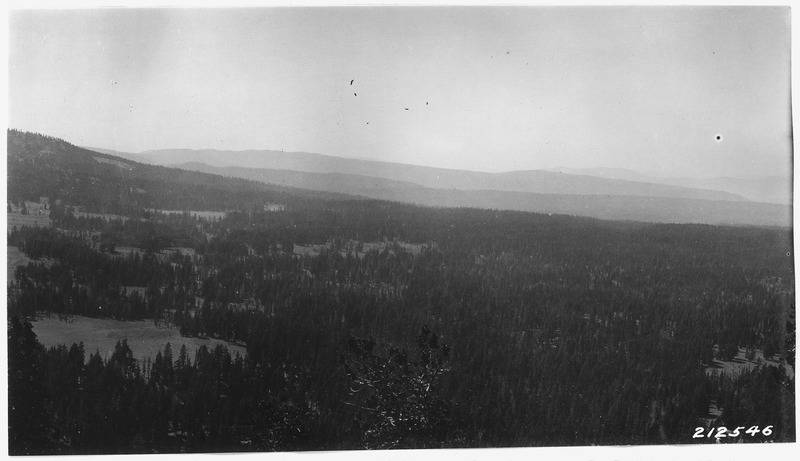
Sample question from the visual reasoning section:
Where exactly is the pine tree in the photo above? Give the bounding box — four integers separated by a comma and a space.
8, 317, 53, 454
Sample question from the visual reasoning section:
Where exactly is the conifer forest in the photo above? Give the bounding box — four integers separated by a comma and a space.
6, 130, 795, 454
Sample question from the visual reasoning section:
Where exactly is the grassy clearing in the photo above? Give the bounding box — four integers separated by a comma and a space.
9, 200, 50, 215
104, 246, 197, 261
112, 246, 145, 256
163, 247, 197, 257
7, 245, 32, 285
706, 347, 794, 379
360, 240, 427, 254
7, 245, 55, 285
123, 286, 147, 296
152, 209, 228, 220
7, 212, 52, 231
293, 240, 431, 259
32, 315, 247, 363
264, 203, 285, 212
92, 156, 133, 170
293, 243, 327, 257
73, 211, 132, 221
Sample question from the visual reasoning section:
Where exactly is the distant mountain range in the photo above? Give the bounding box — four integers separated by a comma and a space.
547, 167, 792, 205
86, 146, 792, 227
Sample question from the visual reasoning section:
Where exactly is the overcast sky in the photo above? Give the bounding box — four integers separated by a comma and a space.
8, 6, 792, 178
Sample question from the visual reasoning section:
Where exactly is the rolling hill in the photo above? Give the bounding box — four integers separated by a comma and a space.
549, 167, 792, 205
92, 147, 753, 202
73, 143, 792, 227
175, 162, 791, 227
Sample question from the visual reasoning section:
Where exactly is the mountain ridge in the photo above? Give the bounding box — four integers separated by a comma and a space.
175, 162, 791, 227
548, 166, 791, 204
91, 146, 751, 203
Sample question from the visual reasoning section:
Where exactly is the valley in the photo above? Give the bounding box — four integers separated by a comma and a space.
7, 130, 795, 453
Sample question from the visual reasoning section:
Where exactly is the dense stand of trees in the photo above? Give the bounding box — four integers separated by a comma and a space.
8, 316, 336, 454
7, 130, 796, 453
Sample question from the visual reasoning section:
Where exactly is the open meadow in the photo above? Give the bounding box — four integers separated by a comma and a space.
32, 315, 247, 363
7, 212, 52, 231
7, 245, 32, 285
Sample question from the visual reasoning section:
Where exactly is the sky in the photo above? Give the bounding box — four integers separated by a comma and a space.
7, 6, 793, 178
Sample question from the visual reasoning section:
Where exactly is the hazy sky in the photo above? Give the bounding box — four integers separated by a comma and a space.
8, 6, 792, 178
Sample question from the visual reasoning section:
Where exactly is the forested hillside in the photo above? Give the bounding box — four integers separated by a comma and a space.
7, 130, 795, 453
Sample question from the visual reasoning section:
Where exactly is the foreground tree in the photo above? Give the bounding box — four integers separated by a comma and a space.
8, 317, 53, 454
341, 326, 451, 449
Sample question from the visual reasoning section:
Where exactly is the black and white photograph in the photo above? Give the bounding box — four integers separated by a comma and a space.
4, 3, 796, 458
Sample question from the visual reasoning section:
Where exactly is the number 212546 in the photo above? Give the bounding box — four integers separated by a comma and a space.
693, 426, 773, 439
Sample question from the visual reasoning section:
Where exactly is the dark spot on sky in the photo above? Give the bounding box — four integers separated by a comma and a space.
350, 79, 354, 85
506, 51, 510, 54
405, 108, 409, 110
716, 135, 722, 141
426, 102, 429, 105
354, 93, 357, 96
